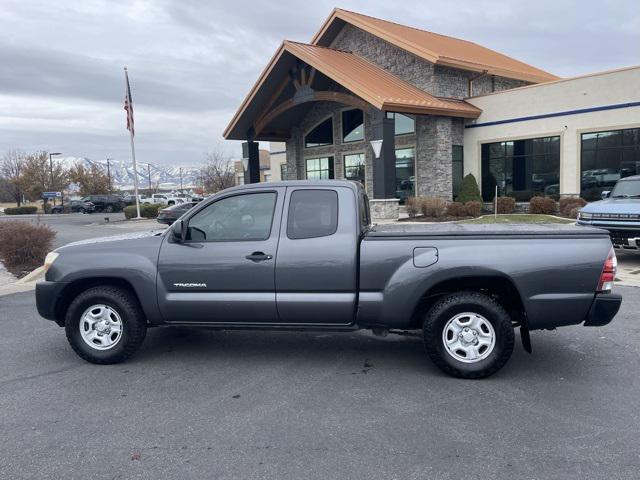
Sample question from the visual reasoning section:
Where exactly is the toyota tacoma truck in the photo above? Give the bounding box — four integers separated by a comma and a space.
36, 181, 622, 378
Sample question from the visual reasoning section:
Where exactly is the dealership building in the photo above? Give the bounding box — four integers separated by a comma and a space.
224, 8, 640, 217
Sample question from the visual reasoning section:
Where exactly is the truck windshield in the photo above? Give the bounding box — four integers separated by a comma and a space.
611, 179, 640, 198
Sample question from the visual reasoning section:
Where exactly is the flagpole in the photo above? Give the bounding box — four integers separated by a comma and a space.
124, 67, 142, 219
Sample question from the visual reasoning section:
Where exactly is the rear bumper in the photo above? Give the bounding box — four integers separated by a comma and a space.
35, 280, 68, 324
584, 293, 622, 327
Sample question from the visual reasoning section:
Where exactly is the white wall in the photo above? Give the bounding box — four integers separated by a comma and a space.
268, 142, 287, 181
464, 66, 640, 196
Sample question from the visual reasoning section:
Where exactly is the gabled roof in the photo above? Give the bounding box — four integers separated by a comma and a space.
223, 41, 481, 140
285, 42, 481, 117
312, 8, 559, 84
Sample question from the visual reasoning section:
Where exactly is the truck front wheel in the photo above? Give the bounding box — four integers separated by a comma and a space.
423, 291, 514, 379
64, 286, 147, 364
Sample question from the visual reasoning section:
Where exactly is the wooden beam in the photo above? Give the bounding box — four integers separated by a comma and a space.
254, 90, 370, 136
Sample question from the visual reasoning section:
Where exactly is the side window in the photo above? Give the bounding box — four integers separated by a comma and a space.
287, 190, 338, 240
187, 192, 277, 242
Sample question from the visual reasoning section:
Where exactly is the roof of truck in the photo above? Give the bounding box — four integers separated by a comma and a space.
223, 180, 364, 193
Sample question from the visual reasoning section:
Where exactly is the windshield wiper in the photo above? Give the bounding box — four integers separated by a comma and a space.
612, 194, 640, 198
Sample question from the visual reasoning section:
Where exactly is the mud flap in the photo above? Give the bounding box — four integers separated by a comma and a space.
520, 325, 532, 354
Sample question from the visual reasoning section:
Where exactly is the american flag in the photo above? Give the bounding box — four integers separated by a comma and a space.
124, 68, 134, 137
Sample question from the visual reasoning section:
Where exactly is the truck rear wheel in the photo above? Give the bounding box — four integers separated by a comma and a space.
423, 291, 514, 379
64, 286, 147, 364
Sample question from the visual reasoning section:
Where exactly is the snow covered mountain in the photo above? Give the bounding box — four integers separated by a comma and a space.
57, 157, 201, 190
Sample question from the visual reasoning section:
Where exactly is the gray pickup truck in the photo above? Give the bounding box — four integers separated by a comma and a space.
36, 181, 622, 378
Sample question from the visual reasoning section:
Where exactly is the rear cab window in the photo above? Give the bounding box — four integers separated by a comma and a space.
287, 190, 338, 239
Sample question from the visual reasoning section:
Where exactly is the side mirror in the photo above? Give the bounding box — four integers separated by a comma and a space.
601, 190, 611, 199
172, 220, 187, 243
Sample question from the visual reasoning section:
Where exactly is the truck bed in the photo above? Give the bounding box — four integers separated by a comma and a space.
367, 223, 608, 238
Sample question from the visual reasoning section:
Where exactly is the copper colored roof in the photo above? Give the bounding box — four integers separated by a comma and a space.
223, 41, 481, 139
313, 9, 559, 84
285, 41, 481, 117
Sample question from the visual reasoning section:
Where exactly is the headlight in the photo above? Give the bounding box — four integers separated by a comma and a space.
578, 212, 592, 220
43, 251, 59, 272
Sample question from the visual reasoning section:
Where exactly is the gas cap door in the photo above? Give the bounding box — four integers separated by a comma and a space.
413, 247, 438, 268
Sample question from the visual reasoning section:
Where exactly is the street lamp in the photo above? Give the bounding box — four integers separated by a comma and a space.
48, 152, 62, 214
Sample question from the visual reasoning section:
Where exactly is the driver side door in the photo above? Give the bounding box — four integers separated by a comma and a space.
157, 188, 284, 324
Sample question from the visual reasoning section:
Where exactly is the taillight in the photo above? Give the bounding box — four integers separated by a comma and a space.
597, 247, 617, 293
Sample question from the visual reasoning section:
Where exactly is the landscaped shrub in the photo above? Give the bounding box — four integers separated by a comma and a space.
421, 197, 447, 218
3, 206, 38, 215
446, 201, 466, 217
559, 197, 587, 217
456, 174, 482, 203
0, 221, 56, 274
124, 203, 166, 219
464, 201, 482, 218
568, 207, 581, 219
529, 196, 557, 215
405, 197, 420, 218
495, 196, 516, 214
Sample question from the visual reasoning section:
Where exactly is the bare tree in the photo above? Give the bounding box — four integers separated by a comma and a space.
200, 147, 235, 193
68, 161, 110, 196
0, 150, 25, 206
20, 151, 68, 201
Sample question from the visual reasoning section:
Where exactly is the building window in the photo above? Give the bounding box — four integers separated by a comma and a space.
305, 157, 334, 180
580, 128, 640, 200
263, 174, 271, 182
342, 109, 364, 143
395, 147, 415, 202
305, 117, 333, 148
287, 189, 338, 239
481, 136, 560, 202
280, 163, 288, 180
344, 153, 365, 185
386, 112, 415, 136
452, 145, 464, 199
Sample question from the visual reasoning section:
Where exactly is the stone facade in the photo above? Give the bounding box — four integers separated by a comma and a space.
284, 23, 532, 203
369, 199, 400, 221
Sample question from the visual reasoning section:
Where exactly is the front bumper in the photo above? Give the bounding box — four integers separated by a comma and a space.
583, 293, 622, 327
577, 220, 640, 249
35, 280, 68, 324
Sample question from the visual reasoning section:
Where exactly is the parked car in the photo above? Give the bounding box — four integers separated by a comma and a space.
36, 181, 621, 379
577, 174, 640, 249
51, 200, 95, 214
122, 194, 150, 206
156, 201, 198, 225
81, 194, 126, 213
147, 193, 184, 206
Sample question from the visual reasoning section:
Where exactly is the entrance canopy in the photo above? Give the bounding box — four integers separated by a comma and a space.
223, 40, 481, 141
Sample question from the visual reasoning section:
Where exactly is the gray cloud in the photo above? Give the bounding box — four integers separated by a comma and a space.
0, 0, 638, 166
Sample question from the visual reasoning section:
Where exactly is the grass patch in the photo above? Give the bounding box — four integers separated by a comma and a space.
460, 214, 573, 224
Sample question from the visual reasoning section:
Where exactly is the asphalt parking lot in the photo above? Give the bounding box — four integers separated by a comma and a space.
0, 212, 167, 249
0, 287, 639, 480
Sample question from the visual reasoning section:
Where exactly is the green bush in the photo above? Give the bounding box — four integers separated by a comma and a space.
0, 221, 55, 275
4, 206, 38, 215
446, 201, 466, 217
559, 197, 587, 217
420, 197, 447, 218
464, 201, 482, 217
495, 196, 516, 214
456, 174, 482, 203
405, 197, 420, 218
529, 196, 557, 215
124, 203, 166, 219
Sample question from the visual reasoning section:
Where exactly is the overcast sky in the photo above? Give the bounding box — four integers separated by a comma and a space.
0, 0, 638, 167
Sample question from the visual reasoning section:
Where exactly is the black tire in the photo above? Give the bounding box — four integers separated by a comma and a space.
78, 208, 85, 214
423, 291, 514, 379
64, 286, 147, 364
105, 205, 114, 213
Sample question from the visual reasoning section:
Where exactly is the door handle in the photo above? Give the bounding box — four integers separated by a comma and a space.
245, 251, 273, 262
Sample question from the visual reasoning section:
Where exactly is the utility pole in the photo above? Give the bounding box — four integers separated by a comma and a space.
106, 157, 112, 194
48, 152, 62, 213
147, 163, 152, 196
